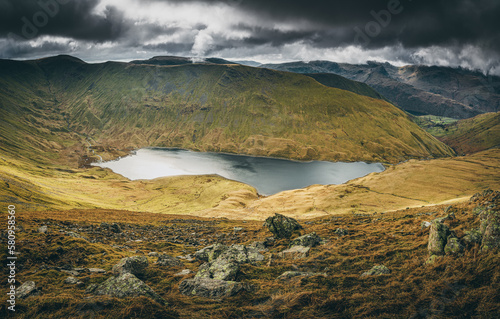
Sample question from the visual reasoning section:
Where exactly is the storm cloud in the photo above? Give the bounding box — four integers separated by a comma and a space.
1, 0, 499, 73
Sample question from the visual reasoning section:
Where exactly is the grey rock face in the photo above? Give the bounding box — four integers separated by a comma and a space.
290, 232, 321, 248
361, 265, 391, 277
112, 256, 148, 276
179, 278, 245, 299
17, 281, 39, 299
263, 214, 303, 239
89, 273, 166, 305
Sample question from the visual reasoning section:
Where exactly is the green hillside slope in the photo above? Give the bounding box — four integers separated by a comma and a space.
0, 55, 454, 165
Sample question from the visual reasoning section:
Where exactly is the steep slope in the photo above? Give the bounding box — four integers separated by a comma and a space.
303, 73, 386, 100
0, 55, 454, 165
262, 61, 498, 119
436, 112, 500, 154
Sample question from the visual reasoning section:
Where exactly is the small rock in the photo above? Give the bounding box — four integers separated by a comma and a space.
61, 270, 80, 277
425, 255, 441, 265
233, 227, 244, 233
148, 252, 159, 257
334, 228, 348, 236
361, 265, 391, 277
421, 221, 431, 230
179, 278, 245, 299
290, 232, 321, 248
89, 273, 166, 305
279, 245, 310, 259
64, 277, 80, 285
17, 281, 40, 299
88, 268, 107, 274
174, 269, 195, 277
263, 237, 275, 247
112, 256, 148, 276
263, 214, 303, 239
157, 254, 183, 268
277, 271, 326, 280
66, 231, 88, 241
38, 226, 48, 234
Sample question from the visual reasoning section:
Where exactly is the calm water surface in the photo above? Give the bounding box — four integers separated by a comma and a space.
95, 148, 385, 195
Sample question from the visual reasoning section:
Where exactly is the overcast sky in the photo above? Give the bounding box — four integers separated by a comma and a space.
1, 0, 499, 74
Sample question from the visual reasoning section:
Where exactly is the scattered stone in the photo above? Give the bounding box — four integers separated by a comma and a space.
174, 269, 195, 277
421, 221, 431, 230
277, 271, 326, 280
112, 256, 148, 276
148, 252, 159, 257
38, 226, 48, 234
61, 270, 80, 277
66, 231, 88, 241
334, 228, 348, 236
89, 273, 166, 305
263, 237, 276, 247
17, 281, 40, 299
156, 254, 183, 268
290, 232, 321, 248
100, 222, 122, 233
263, 214, 303, 239
428, 220, 450, 255
247, 241, 267, 252
444, 237, 464, 255
88, 268, 107, 274
64, 277, 80, 285
425, 255, 442, 265
179, 278, 245, 299
233, 227, 244, 233
279, 245, 310, 259
361, 265, 391, 277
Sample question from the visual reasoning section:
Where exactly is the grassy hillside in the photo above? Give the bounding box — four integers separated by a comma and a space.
303, 73, 387, 100
0, 55, 454, 166
435, 112, 500, 154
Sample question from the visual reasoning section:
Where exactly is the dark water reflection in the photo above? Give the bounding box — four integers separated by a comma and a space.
95, 148, 385, 195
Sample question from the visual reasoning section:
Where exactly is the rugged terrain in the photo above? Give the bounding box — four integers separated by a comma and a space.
262, 61, 500, 119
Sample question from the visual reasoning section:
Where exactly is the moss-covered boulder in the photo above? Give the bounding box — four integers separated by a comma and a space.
112, 256, 149, 276
89, 273, 166, 305
463, 229, 482, 246
263, 213, 303, 239
428, 220, 451, 255
479, 210, 500, 251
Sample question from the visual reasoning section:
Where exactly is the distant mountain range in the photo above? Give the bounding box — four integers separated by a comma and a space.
261, 61, 500, 119
0, 55, 453, 165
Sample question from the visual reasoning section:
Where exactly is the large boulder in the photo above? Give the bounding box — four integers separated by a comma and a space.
428, 220, 451, 255
112, 256, 149, 276
361, 265, 391, 277
290, 232, 321, 247
263, 214, 303, 239
179, 278, 245, 299
17, 281, 40, 299
156, 254, 183, 268
88, 273, 166, 305
196, 260, 239, 281
194, 244, 228, 262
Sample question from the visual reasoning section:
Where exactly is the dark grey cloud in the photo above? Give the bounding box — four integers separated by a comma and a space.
0, 0, 499, 74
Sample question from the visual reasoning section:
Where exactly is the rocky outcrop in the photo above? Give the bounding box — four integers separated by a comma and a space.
263, 214, 303, 239
179, 278, 245, 299
290, 232, 321, 247
112, 256, 148, 276
88, 273, 166, 305
361, 265, 391, 277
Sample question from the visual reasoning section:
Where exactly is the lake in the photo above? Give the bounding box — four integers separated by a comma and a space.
94, 148, 385, 195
